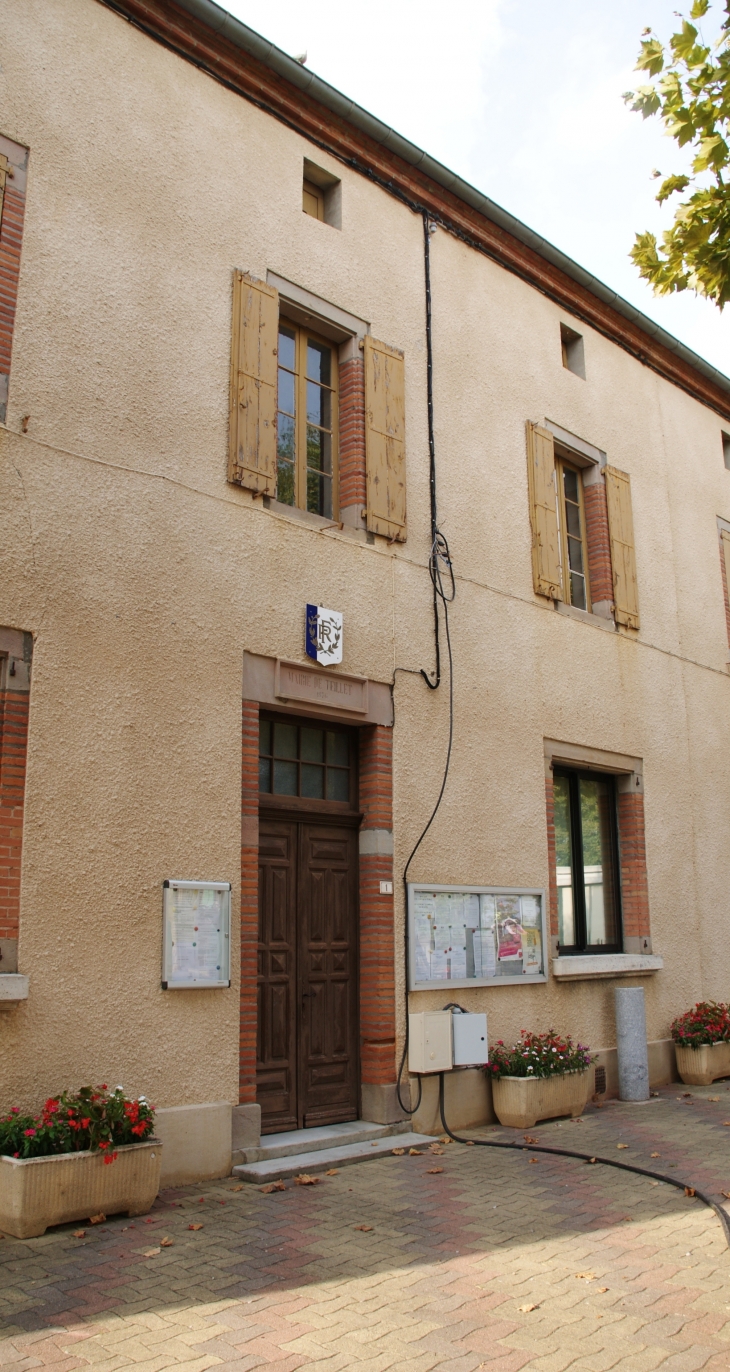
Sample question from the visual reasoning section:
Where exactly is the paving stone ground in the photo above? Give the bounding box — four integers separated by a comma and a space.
2, 1084, 730, 1372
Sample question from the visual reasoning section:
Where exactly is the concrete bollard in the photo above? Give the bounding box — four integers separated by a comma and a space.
614, 986, 650, 1101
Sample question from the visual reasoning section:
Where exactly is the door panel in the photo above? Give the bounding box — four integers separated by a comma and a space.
299, 824, 359, 1127
256, 815, 358, 1132
257, 821, 297, 1132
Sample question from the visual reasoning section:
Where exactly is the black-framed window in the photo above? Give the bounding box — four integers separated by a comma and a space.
553, 767, 622, 953
259, 717, 352, 802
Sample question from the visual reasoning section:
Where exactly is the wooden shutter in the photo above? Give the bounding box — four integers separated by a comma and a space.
228, 271, 278, 495
605, 465, 639, 629
721, 529, 730, 619
526, 421, 562, 599
364, 337, 406, 541
0, 155, 8, 233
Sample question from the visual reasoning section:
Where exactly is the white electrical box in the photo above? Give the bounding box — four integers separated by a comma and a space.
452, 1012, 488, 1066
408, 1011, 453, 1073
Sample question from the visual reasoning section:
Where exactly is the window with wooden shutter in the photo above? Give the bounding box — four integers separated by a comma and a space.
364, 337, 406, 541
604, 466, 639, 630
526, 421, 562, 599
228, 271, 278, 495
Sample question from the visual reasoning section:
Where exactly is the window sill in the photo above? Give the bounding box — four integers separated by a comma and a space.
0, 974, 28, 1001
554, 601, 616, 633
262, 498, 375, 544
552, 954, 663, 981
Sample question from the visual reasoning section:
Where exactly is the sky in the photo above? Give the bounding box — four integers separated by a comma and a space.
220, 0, 730, 377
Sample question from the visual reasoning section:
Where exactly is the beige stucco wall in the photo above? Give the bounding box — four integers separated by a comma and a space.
1, 0, 730, 1122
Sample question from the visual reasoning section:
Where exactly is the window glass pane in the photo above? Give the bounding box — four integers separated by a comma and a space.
570, 572, 587, 611
307, 340, 331, 386
273, 723, 297, 759
553, 775, 575, 947
278, 368, 295, 416
567, 535, 584, 575
563, 467, 579, 503
273, 759, 297, 795
307, 470, 332, 518
301, 764, 324, 799
278, 327, 296, 371
259, 720, 271, 756
301, 728, 324, 763
326, 768, 349, 801
326, 731, 349, 766
277, 459, 295, 506
307, 381, 331, 429
307, 425, 332, 475
565, 499, 581, 539
259, 757, 271, 792
579, 778, 619, 946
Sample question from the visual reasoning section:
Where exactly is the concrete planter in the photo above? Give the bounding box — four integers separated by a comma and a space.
675, 1041, 730, 1087
491, 1070, 592, 1129
0, 1139, 162, 1239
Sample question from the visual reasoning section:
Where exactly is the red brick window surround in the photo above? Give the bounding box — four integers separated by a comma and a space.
718, 521, 730, 650
545, 754, 651, 958
0, 630, 32, 974
0, 134, 29, 425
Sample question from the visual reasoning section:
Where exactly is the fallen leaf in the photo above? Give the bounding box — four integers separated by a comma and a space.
371, 1142, 378, 1147
143, 1247, 161, 1257
229, 1184, 244, 1191
682, 1093, 691, 1098
721, 1190, 730, 1200
439, 1136, 452, 1145
354, 1224, 373, 1231
722, 1122, 730, 1126
409, 1149, 423, 1156
518, 1302, 539, 1312
295, 1174, 320, 1186
649, 1181, 660, 1187
617, 1144, 628, 1150
650, 1152, 660, 1158
587, 1157, 597, 1165
708, 1096, 720, 1102
391, 1148, 405, 1156
188, 1222, 204, 1230
598, 1286, 609, 1293
426, 1167, 444, 1174
325, 1169, 339, 1176
523, 1135, 539, 1145
529, 1158, 540, 1164
72, 1229, 86, 1238
575, 1271, 596, 1281
260, 1182, 286, 1194
685, 1187, 696, 1197
429, 1144, 445, 1154
621, 1216, 632, 1221
89, 1213, 106, 1224
160, 1237, 174, 1247
466, 1139, 475, 1146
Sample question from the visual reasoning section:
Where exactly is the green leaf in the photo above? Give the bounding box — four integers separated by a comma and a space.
630, 85, 662, 118
690, 0, 709, 15
636, 37, 664, 76
656, 173, 690, 203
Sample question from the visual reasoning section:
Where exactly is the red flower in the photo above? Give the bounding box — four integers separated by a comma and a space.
102, 1151, 118, 1166
80, 1118, 91, 1128
10, 1107, 19, 1115
98, 1140, 109, 1149
13, 1152, 19, 1158
23, 1128, 36, 1137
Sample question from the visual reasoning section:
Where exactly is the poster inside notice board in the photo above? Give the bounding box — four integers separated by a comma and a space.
408, 884, 547, 989
162, 880, 231, 988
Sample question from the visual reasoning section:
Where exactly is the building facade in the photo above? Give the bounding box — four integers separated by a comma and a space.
3, 0, 730, 1181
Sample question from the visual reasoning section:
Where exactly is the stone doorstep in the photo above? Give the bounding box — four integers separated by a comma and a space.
236, 1117, 413, 1166
233, 1130, 437, 1182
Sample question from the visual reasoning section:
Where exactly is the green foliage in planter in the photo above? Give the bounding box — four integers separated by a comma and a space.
0, 1086, 155, 1163
670, 1000, 730, 1048
485, 1029, 593, 1080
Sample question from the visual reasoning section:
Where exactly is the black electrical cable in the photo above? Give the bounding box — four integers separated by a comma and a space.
437, 1073, 730, 1249
395, 214, 457, 1115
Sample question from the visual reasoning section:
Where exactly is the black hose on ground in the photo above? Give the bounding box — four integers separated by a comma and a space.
437, 1072, 730, 1249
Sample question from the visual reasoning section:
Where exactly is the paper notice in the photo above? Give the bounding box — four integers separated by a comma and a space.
477, 928, 497, 978
497, 908, 523, 961
430, 950, 449, 980
413, 891, 436, 920
415, 946, 431, 983
465, 895, 480, 928
433, 925, 451, 951
450, 945, 467, 979
521, 895, 540, 928
522, 926, 542, 973
415, 915, 432, 948
434, 893, 452, 922
480, 894, 496, 928
472, 931, 482, 977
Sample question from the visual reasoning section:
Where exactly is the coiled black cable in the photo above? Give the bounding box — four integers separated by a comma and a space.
437, 1072, 730, 1249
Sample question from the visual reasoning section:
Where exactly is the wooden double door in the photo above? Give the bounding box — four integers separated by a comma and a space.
256, 815, 359, 1133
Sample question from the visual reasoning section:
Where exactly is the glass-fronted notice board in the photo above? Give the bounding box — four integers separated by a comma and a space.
162, 880, 231, 989
408, 884, 547, 989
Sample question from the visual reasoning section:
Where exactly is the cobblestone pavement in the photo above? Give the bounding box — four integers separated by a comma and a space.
1, 1084, 730, 1372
